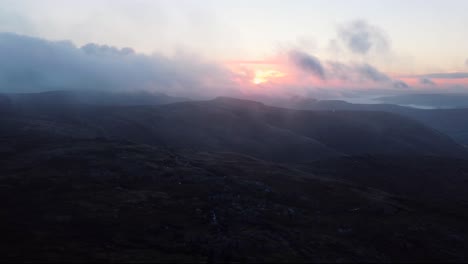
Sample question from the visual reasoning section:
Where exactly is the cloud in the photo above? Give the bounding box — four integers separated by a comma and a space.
355, 64, 391, 82
0, 32, 238, 97
337, 20, 390, 55
352, 63, 408, 88
0, 10, 35, 35
327, 61, 394, 84
420, 78, 435, 86
0, 33, 424, 100
419, 73, 468, 79
288, 50, 409, 90
328, 62, 353, 81
288, 50, 326, 80
81, 43, 135, 56
393, 81, 409, 89
465, 59, 468, 67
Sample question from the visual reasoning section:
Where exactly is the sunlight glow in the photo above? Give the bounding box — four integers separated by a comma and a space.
253, 70, 286, 84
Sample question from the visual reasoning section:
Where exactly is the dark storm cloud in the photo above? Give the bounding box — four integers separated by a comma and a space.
0, 33, 237, 97
289, 50, 326, 80
338, 20, 390, 55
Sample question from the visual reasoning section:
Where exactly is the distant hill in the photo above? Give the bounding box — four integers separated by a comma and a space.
2, 92, 468, 262
1, 95, 466, 161
3, 90, 188, 109
268, 96, 468, 147
0, 94, 12, 112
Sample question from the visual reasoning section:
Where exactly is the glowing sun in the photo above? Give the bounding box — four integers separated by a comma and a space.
253, 69, 286, 84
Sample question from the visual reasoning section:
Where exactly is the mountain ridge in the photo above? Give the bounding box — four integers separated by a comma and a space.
1, 93, 466, 161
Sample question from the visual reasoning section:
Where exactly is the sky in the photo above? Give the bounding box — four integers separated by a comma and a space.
1, 0, 468, 98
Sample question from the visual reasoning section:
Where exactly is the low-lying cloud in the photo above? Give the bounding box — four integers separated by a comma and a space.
420, 73, 468, 79
0, 33, 238, 97
288, 50, 326, 80
2, 33, 451, 101
420, 78, 436, 86
355, 64, 391, 82
393, 81, 409, 89
289, 49, 407, 88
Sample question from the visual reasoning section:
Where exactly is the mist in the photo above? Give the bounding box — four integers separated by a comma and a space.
3, 2, 468, 262
0, 32, 239, 98
1, 32, 467, 104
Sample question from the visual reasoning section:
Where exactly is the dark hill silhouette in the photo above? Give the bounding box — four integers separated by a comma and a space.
1, 94, 466, 161
3, 90, 187, 109
270, 96, 468, 147
2, 92, 468, 261
0, 95, 12, 112
0, 138, 467, 262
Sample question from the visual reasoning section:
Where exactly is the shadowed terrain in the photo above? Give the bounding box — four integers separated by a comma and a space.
1, 92, 468, 262
1, 93, 466, 161
2, 1, 468, 262
268, 95, 468, 147
1, 137, 468, 262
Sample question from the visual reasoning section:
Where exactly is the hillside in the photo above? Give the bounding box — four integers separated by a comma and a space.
272, 96, 468, 147
1, 96, 466, 161
2, 94, 468, 261
1, 137, 467, 262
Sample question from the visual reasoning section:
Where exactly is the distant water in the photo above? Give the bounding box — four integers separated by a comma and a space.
400, 104, 438, 110
336, 97, 441, 109
335, 96, 382, 105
